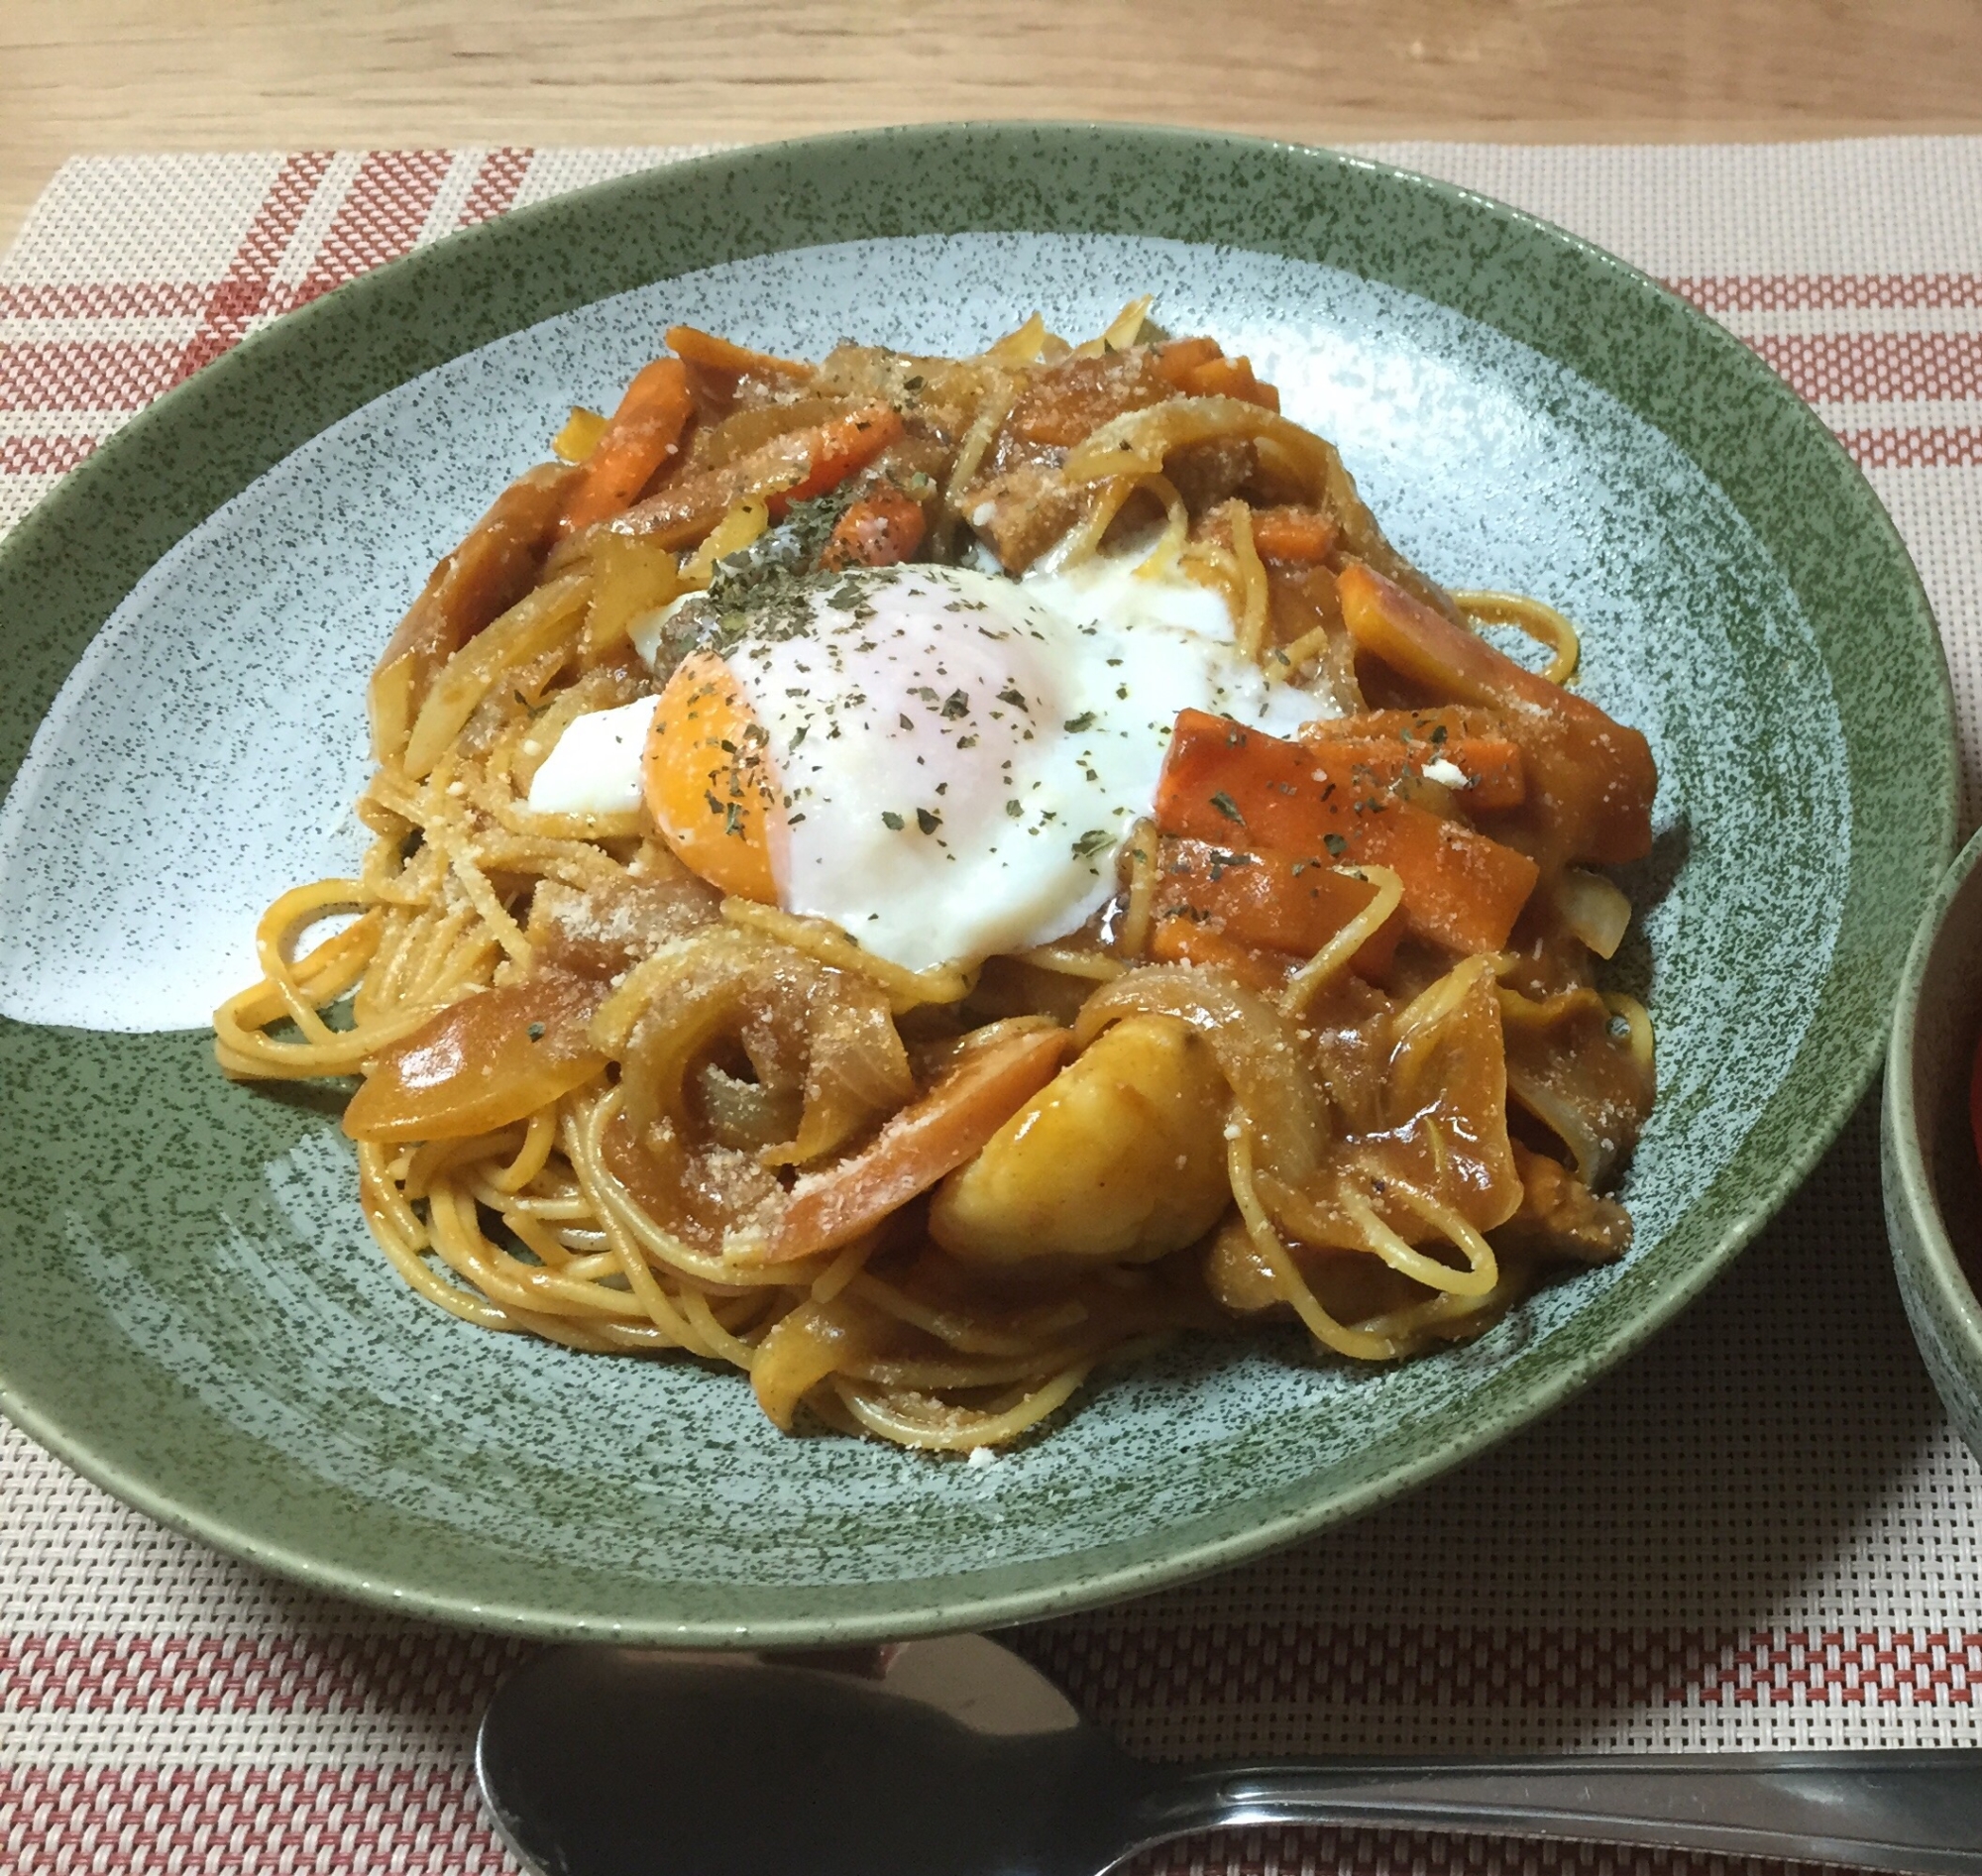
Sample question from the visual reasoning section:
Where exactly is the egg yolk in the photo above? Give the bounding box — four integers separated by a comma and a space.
641, 649, 784, 902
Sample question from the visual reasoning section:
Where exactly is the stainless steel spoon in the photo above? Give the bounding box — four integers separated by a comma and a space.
477, 1634, 1982, 1874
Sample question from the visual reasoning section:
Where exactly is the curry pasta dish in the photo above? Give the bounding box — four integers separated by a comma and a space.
216, 301, 1658, 1453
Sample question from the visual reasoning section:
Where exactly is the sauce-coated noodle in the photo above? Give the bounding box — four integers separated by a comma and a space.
217, 304, 1658, 1449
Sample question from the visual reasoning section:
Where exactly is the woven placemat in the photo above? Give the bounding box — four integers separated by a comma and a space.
5, 138, 1982, 1874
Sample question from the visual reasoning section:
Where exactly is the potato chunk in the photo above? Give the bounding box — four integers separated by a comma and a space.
930, 1015, 1229, 1265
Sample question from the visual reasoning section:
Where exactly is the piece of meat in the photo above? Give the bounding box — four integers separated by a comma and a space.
992, 348, 1175, 469
1495, 1141, 1633, 1265
1165, 435, 1259, 514
526, 872, 721, 981
956, 461, 1088, 572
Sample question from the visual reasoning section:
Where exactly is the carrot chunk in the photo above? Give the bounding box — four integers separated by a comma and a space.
1304, 706, 1505, 743
1152, 336, 1224, 387
764, 1025, 1071, 1261
1153, 835, 1401, 976
1148, 918, 1302, 993
609, 402, 907, 551
559, 357, 696, 534
765, 404, 905, 514
662, 324, 813, 382
1154, 711, 1540, 955
820, 483, 927, 570
1297, 712, 1527, 812
1179, 354, 1280, 411
1248, 505, 1339, 563
1336, 563, 1655, 867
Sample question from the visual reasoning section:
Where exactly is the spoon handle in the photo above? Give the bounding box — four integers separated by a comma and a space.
1130, 1753, 1982, 1872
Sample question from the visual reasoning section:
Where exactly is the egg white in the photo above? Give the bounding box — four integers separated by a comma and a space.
529, 555, 1343, 970
526, 694, 658, 816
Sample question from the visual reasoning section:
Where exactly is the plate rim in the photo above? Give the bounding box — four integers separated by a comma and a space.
0, 121, 1956, 1644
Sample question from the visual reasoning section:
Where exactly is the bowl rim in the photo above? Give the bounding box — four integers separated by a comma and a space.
0, 120, 1957, 1643
1886, 827, 1982, 1352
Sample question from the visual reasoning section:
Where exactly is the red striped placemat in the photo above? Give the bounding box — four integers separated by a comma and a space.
5, 139, 1982, 1875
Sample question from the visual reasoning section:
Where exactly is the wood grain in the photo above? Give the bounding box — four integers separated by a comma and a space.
6, 0, 1982, 252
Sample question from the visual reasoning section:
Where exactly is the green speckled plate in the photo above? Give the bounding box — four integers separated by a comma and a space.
0, 126, 1953, 1644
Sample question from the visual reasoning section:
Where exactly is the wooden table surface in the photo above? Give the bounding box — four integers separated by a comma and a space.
5, 0, 1982, 253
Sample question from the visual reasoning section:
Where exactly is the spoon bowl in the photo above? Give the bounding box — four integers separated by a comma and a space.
480, 1638, 1139, 1876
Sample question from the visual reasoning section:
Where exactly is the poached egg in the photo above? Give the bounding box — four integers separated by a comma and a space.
528, 556, 1339, 970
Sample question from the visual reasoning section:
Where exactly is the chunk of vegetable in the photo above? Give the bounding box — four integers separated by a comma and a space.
1177, 353, 1280, 411
760, 1023, 1071, 1262
560, 357, 697, 534
1151, 834, 1402, 975
1336, 562, 1655, 867
1254, 953, 1525, 1247
1299, 718, 1527, 812
662, 324, 813, 382
1064, 396, 1445, 618
1304, 705, 1506, 745
1497, 983, 1654, 1188
1553, 868, 1632, 959
1248, 505, 1339, 563
1154, 711, 1540, 955
1146, 918, 1300, 994
690, 396, 862, 471
1496, 1142, 1632, 1265
931, 1016, 1230, 1264
611, 403, 905, 549
581, 531, 685, 664
551, 406, 609, 463
1152, 336, 1224, 386
400, 570, 592, 780
766, 404, 906, 513
343, 973, 606, 1142
368, 464, 574, 761
821, 484, 927, 569
750, 1297, 873, 1431
679, 497, 770, 590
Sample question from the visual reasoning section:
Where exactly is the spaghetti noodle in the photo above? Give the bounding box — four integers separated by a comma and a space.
216, 304, 1659, 1451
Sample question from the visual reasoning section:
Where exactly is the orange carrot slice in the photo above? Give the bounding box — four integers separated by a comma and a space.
1299, 729, 1527, 812
1154, 711, 1540, 955
604, 402, 907, 550
1336, 562, 1655, 866
663, 324, 813, 382
766, 404, 905, 514
1148, 917, 1301, 994
559, 357, 696, 534
1153, 835, 1402, 975
820, 484, 927, 570
1303, 706, 1505, 743
1152, 336, 1225, 388
1180, 354, 1280, 411
1302, 708, 1525, 808
1246, 505, 1338, 563
762, 1025, 1070, 1261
